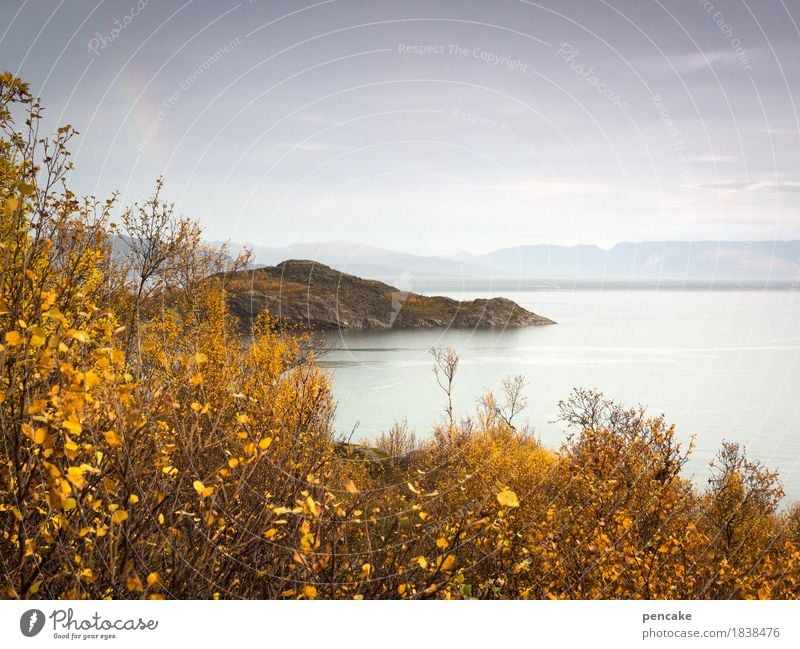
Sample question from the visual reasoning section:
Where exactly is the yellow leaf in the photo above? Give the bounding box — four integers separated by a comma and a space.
258, 437, 272, 450
62, 419, 82, 435
441, 554, 456, 571
235, 413, 250, 425
111, 509, 128, 524
45, 308, 65, 323
193, 480, 214, 498
496, 488, 520, 508
17, 181, 35, 196
64, 440, 79, 459
80, 568, 96, 581
103, 430, 123, 448
30, 333, 45, 347
436, 537, 448, 549
127, 574, 143, 592
344, 479, 358, 494
66, 466, 86, 489
303, 585, 317, 600
83, 371, 100, 390
264, 528, 277, 539
193, 352, 208, 365
4, 196, 19, 215
128, 494, 139, 504
67, 329, 90, 343
62, 497, 77, 511
4, 331, 21, 346
33, 428, 48, 445
306, 496, 319, 516
189, 373, 203, 386
21, 423, 34, 440
416, 556, 428, 569
146, 572, 162, 587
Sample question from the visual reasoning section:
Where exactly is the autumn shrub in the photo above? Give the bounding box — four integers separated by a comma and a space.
1, 72, 798, 600
694, 441, 795, 599
0, 74, 335, 598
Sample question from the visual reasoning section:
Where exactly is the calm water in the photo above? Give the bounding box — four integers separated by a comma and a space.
318, 289, 800, 502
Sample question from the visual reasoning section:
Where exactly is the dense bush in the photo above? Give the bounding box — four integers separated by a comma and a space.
2, 73, 798, 599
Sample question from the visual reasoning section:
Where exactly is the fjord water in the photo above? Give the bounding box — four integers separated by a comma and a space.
319, 288, 800, 503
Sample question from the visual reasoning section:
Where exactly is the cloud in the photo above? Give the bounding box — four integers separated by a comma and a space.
669, 50, 740, 72
694, 180, 800, 192
686, 154, 738, 163
278, 141, 347, 153
760, 126, 800, 138
635, 47, 764, 75
486, 179, 620, 197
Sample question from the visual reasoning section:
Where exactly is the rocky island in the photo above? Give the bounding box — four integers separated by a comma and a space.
225, 259, 555, 330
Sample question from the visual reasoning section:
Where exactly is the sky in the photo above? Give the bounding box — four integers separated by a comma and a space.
1, 0, 799, 255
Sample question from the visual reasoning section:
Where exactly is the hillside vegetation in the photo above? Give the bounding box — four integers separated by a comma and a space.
2, 73, 799, 600
225, 259, 554, 330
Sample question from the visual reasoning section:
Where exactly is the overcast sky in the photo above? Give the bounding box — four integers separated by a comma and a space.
1, 0, 799, 254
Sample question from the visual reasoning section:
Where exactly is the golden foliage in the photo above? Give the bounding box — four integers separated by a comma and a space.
1, 72, 798, 600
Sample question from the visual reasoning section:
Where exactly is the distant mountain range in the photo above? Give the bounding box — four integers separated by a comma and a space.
216, 240, 800, 290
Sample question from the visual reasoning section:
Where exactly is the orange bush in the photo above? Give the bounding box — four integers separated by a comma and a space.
1, 73, 798, 600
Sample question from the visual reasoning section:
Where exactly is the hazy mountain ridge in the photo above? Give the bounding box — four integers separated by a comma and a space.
216, 239, 800, 289
459, 241, 800, 281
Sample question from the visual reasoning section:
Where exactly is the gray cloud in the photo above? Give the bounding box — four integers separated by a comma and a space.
695, 180, 800, 192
